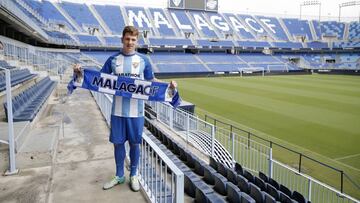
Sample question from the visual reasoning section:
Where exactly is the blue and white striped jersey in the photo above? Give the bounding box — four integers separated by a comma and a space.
100, 52, 154, 117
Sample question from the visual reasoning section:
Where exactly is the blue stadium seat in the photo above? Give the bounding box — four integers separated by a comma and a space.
264, 192, 277, 203
226, 168, 238, 185
187, 11, 218, 38
93, 4, 125, 34
268, 177, 280, 190
237, 175, 249, 194
348, 22, 360, 40
184, 171, 202, 197
168, 10, 195, 33
241, 192, 256, 203
249, 182, 265, 203
61, 2, 103, 32
237, 14, 269, 38
203, 164, 218, 185
280, 191, 296, 203
149, 8, 176, 36
259, 171, 269, 183
185, 151, 196, 168
266, 183, 280, 200
210, 157, 218, 170
292, 191, 306, 203
226, 182, 242, 203
222, 13, 255, 39
214, 172, 228, 195
27, 0, 76, 30
148, 38, 193, 46
4, 77, 56, 122
171, 140, 181, 155
255, 15, 289, 41
283, 18, 313, 41
196, 187, 226, 203
217, 162, 228, 177
178, 146, 188, 161
235, 163, 243, 175
254, 176, 266, 191
194, 158, 207, 176
280, 184, 292, 197
243, 170, 255, 183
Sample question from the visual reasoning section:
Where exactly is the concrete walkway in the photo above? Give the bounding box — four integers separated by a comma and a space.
0, 89, 148, 203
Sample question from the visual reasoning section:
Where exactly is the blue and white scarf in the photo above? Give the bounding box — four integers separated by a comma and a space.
67, 68, 181, 107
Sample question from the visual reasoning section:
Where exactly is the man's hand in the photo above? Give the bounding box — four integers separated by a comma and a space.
169, 80, 177, 89
73, 63, 81, 73
73, 64, 82, 78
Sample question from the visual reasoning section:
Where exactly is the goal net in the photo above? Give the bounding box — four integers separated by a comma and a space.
239, 67, 265, 77
267, 64, 289, 72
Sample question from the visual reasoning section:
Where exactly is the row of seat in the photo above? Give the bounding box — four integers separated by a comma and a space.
0, 60, 16, 69
145, 118, 257, 203
257, 171, 310, 203
145, 110, 312, 203
3, 77, 56, 122
0, 69, 36, 92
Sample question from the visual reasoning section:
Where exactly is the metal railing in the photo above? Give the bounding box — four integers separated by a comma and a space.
148, 101, 218, 158
148, 101, 359, 203
91, 91, 184, 203
0, 36, 77, 76
140, 127, 184, 203
0, 67, 18, 175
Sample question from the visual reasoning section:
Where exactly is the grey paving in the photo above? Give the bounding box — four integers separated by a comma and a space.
0, 88, 147, 203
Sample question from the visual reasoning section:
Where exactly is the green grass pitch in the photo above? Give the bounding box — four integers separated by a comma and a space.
171, 74, 360, 198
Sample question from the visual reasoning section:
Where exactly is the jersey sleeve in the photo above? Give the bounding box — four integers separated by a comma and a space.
143, 56, 154, 81
100, 56, 113, 74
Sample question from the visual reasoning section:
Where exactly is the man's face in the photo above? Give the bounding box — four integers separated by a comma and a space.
122, 33, 138, 54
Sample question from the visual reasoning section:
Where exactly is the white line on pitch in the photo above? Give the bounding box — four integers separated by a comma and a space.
334, 153, 360, 161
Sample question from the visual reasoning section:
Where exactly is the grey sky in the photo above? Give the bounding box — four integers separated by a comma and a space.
58, 0, 359, 21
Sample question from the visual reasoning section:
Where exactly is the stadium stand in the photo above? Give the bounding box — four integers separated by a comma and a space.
197, 39, 234, 47
255, 15, 289, 41
149, 8, 177, 37
93, 4, 126, 35
349, 22, 360, 41
222, 13, 256, 40
148, 38, 193, 46
60, 2, 103, 32
188, 11, 219, 38
283, 18, 313, 41
312, 20, 345, 39
0, 69, 36, 92
3, 77, 56, 122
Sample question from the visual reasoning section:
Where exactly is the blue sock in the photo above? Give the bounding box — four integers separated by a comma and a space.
130, 144, 140, 176
114, 144, 125, 178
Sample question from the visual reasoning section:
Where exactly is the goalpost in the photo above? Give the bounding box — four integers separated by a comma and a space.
267, 64, 289, 73
239, 67, 265, 77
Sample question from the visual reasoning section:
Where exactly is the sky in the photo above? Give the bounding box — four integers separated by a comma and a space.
55, 0, 360, 21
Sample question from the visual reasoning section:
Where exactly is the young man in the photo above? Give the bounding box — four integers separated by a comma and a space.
74, 26, 176, 191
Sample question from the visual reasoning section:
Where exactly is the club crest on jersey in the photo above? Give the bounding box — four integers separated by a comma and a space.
132, 62, 139, 69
